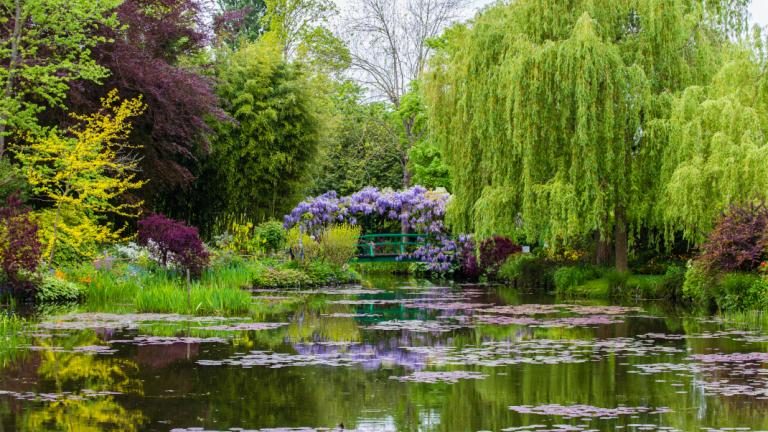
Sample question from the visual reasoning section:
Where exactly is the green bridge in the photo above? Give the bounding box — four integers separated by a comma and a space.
355, 233, 430, 262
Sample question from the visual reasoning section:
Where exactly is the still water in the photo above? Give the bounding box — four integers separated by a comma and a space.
1, 276, 768, 431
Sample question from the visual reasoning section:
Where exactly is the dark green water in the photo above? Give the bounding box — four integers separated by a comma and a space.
2, 275, 768, 431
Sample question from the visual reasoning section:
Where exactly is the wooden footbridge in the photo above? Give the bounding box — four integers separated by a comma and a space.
355, 233, 430, 262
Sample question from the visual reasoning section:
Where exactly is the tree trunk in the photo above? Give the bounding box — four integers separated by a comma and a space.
594, 230, 611, 266
0, 0, 23, 159
614, 206, 628, 273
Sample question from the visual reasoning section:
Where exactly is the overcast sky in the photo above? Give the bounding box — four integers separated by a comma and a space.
334, 0, 768, 27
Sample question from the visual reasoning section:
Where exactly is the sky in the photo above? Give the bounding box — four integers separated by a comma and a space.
334, 0, 768, 27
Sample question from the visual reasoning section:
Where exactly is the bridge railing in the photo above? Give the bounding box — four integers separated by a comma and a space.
355, 233, 430, 262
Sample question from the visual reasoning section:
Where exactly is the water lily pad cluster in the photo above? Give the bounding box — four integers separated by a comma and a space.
389, 370, 487, 384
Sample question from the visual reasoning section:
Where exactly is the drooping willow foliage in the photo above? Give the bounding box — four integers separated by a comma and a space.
653, 54, 768, 243
425, 0, 755, 268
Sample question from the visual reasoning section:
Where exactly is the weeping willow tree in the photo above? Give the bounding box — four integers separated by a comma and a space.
425, 0, 749, 270
651, 51, 768, 243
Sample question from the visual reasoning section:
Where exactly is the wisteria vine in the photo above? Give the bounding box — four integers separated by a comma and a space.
284, 186, 472, 272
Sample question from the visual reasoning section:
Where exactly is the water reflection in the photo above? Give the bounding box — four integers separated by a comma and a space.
1, 279, 768, 431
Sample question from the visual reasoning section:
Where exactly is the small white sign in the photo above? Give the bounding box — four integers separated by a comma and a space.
522, 246, 530, 253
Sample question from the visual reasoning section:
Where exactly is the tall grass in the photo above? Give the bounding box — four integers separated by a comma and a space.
135, 284, 252, 316
67, 258, 262, 316
1, 314, 29, 368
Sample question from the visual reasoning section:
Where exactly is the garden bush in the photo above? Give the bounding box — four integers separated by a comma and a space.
456, 238, 481, 281
138, 214, 210, 277
714, 272, 768, 312
699, 203, 768, 272
553, 265, 603, 294
318, 224, 361, 267
253, 266, 312, 288
36, 275, 86, 303
478, 236, 521, 278
499, 254, 553, 290
682, 261, 716, 308
254, 220, 287, 253
286, 227, 322, 262
0, 194, 41, 290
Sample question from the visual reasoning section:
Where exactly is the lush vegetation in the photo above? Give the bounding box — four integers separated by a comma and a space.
0, 0, 766, 317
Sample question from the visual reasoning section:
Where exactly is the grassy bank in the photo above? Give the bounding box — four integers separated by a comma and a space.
54, 257, 358, 317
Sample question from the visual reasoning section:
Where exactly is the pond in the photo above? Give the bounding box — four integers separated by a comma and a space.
1, 275, 768, 431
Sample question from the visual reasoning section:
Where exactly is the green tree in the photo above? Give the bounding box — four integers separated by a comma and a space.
425, 0, 748, 271
308, 81, 403, 196
0, 0, 120, 158
651, 50, 768, 243
194, 40, 321, 230
14, 90, 146, 265
215, 0, 268, 46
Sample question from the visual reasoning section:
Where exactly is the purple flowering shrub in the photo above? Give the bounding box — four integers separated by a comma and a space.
479, 236, 522, 278
284, 186, 449, 235
138, 214, 210, 277
699, 203, 768, 272
0, 193, 41, 289
285, 186, 460, 272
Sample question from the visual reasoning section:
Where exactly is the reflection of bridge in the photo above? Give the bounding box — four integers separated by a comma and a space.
355, 233, 430, 262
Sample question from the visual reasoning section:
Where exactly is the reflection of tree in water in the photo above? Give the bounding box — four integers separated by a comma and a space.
22, 331, 146, 431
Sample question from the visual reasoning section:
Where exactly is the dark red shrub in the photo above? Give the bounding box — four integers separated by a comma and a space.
699, 203, 768, 272
457, 239, 481, 281
0, 193, 41, 290
479, 236, 522, 277
138, 214, 210, 277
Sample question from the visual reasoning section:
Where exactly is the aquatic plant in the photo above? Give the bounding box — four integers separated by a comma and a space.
389, 370, 487, 384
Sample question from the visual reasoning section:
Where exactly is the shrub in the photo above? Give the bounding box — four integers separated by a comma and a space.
553, 265, 602, 294
682, 261, 715, 308
456, 239, 481, 281
499, 254, 552, 290
138, 214, 210, 277
657, 265, 686, 300
254, 220, 287, 253
36, 275, 85, 303
699, 203, 768, 272
303, 261, 359, 285
222, 222, 261, 256
318, 224, 361, 267
286, 227, 322, 262
0, 194, 41, 290
479, 236, 521, 278
605, 270, 631, 297
254, 266, 312, 288
715, 272, 768, 312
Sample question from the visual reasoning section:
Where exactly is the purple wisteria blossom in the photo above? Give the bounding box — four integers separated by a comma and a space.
284, 187, 470, 271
